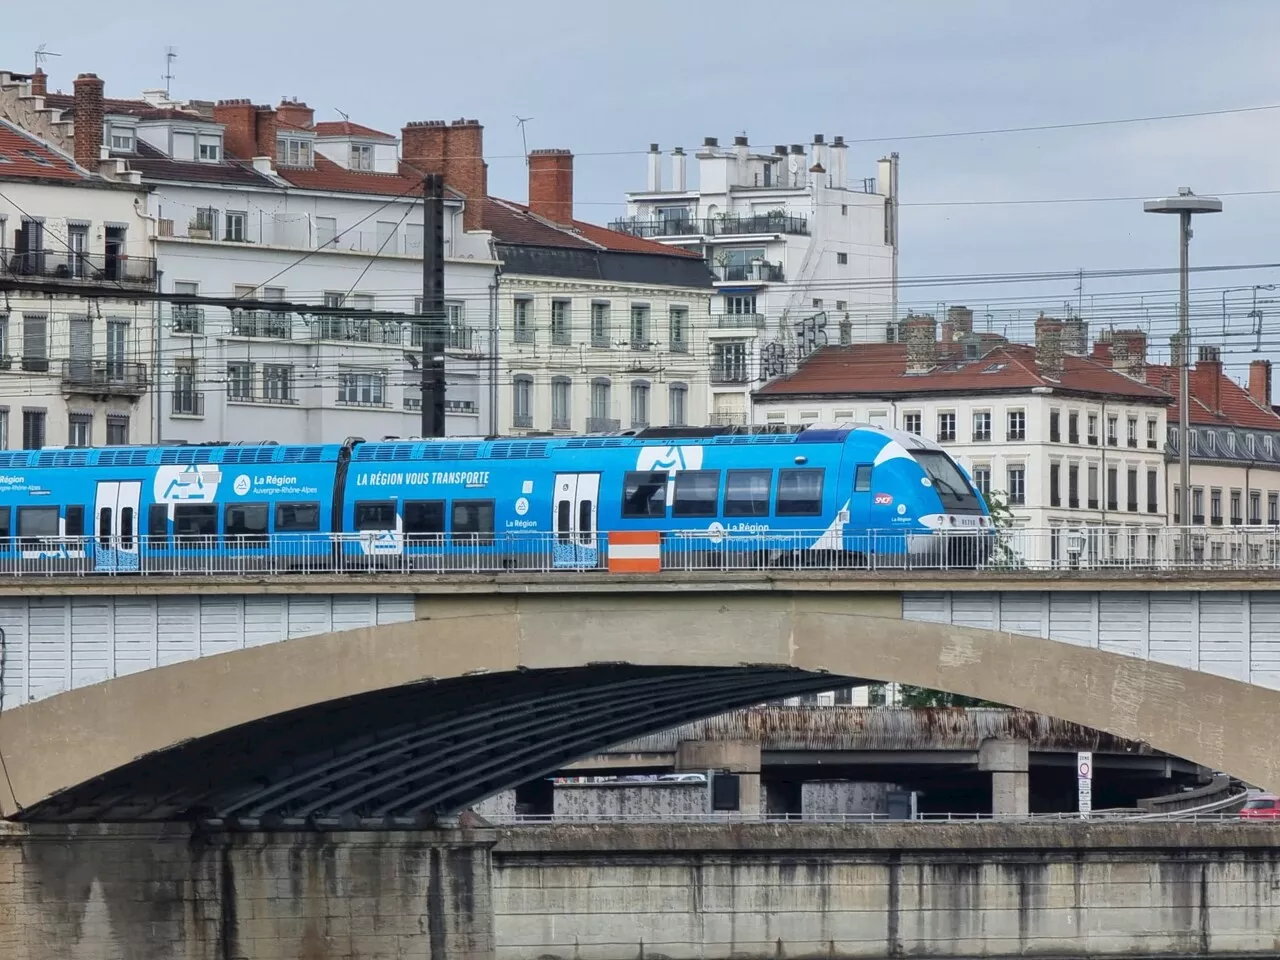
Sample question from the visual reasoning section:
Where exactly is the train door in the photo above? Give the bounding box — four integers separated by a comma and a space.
94, 480, 142, 572
849, 462, 878, 556
552, 473, 600, 568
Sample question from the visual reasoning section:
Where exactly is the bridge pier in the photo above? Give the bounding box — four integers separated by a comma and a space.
675, 739, 762, 814
0, 823, 496, 960
978, 738, 1030, 816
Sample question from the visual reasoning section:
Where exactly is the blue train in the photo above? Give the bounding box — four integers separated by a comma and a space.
0, 425, 992, 573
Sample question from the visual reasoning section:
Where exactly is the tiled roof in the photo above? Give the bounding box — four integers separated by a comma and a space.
274, 154, 448, 198
122, 140, 275, 186
314, 121, 395, 140
0, 119, 87, 181
756, 341, 1173, 402
42, 92, 194, 120
1143, 362, 1280, 430
485, 197, 703, 257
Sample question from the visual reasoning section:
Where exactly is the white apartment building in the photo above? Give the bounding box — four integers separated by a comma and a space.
0, 107, 157, 449
754, 313, 1174, 564
613, 135, 899, 426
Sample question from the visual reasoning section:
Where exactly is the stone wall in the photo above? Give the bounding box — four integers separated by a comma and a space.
492, 822, 1280, 959
0, 823, 495, 960
552, 782, 706, 818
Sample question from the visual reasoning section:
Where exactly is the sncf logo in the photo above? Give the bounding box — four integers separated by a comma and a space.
635, 445, 704, 474
874, 493, 894, 505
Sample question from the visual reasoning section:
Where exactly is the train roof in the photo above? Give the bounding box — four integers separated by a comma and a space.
0, 424, 946, 470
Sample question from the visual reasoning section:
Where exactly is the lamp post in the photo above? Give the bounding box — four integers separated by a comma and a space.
1144, 188, 1222, 559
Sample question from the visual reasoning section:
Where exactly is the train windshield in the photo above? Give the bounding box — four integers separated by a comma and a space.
909, 450, 985, 514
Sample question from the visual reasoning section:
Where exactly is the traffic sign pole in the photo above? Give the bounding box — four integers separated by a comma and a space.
1077, 751, 1093, 817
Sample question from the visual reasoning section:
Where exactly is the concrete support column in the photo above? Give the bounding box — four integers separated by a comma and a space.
978, 738, 1029, 817
675, 739, 761, 815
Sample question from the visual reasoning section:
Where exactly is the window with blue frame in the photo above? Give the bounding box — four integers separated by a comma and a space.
776, 468, 825, 516
355, 501, 396, 530
724, 470, 771, 517
174, 504, 217, 543
224, 503, 268, 545
623, 471, 668, 518
855, 464, 873, 492
452, 500, 494, 543
405, 500, 445, 539
275, 502, 321, 532
148, 504, 168, 548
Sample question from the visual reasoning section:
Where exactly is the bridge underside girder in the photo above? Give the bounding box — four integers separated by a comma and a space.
22, 666, 851, 823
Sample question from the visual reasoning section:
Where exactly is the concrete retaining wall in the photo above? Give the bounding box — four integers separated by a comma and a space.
552, 782, 706, 817
492, 822, 1280, 960
801, 780, 898, 815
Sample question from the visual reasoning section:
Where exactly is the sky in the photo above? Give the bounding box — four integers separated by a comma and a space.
8, 0, 1280, 371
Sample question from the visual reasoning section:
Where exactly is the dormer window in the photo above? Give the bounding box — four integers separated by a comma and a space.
277, 137, 313, 167
198, 135, 222, 162
108, 125, 135, 153
350, 142, 373, 171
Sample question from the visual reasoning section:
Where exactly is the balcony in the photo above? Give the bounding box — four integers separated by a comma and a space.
171, 391, 205, 417
2, 247, 157, 289
712, 261, 785, 283
609, 213, 809, 239
586, 417, 621, 432
513, 414, 533, 428
231, 311, 293, 339
61, 361, 148, 396
711, 365, 752, 384
172, 306, 205, 335
711, 412, 748, 426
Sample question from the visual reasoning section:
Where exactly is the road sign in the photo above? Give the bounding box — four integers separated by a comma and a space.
1077, 751, 1093, 816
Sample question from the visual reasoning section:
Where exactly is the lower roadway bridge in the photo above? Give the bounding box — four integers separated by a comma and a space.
3, 570, 1280, 821
3, 819, 1279, 959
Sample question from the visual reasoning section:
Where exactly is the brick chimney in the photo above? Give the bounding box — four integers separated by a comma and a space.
941, 305, 973, 344
528, 148, 574, 225
214, 100, 278, 159
401, 118, 488, 229
1110, 329, 1147, 376
903, 314, 937, 374
276, 99, 314, 131
72, 73, 105, 169
1091, 329, 1113, 364
31, 68, 47, 97
1034, 313, 1064, 378
1250, 359, 1272, 407
1197, 345, 1223, 414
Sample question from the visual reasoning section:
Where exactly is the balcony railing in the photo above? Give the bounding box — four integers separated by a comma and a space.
172, 307, 205, 335
61, 360, 148, 395
710, 412, 748, 426
711, 365, 752, 384
2, 247, 157, 288
586, 417, 621, 432
171, 391, 205, 417
231, 311, 292, 339
609, 214, 809, 239
712, 261, 784, 283
716, 313, 766, 330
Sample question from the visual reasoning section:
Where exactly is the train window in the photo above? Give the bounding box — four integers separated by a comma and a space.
275, 502, 321, 533
66, 505, 86, 538
120, 507, 135, 550
148, 504, 169, 549
174, 504, 217, 544
404, 500, 445, 538
17, 506, 59, 546
776, 468, 825, 516
224, 503, 268, 546
452, 500, 495, 544
672, 471, 721, 518
724, 470, 772, 518
98, 508, 112, 547
855, 464, 873, 493
355, 501, 397, 531
579, 500, 593, 542
0, 507, 9, 541
622, 471, 668, 518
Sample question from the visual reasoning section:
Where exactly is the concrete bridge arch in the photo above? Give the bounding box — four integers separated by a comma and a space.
0, 590, 1273, 821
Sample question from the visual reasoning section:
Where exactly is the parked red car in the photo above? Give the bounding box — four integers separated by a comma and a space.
1239, 794, 1280, 819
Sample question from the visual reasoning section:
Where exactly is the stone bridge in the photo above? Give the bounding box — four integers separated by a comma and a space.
1, 570, 1278, 820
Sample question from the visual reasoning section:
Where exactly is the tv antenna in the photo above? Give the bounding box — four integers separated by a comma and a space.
33, 44, 60, 73
335, 108, 350, 122
515, 115, 534, 164
163, 46, 177, 97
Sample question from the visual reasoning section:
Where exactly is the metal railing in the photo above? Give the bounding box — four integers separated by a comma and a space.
60, 360, 148, 395
171, 390, 205, 417
4, 527, 1280, 578
585, 417, 621, 432
716, 313, 766, 330
712, 261, 785, 283
609, 214, 809, 239
172, 306, 205, 334
2, 247, 157, 287
230, 310, 292, 339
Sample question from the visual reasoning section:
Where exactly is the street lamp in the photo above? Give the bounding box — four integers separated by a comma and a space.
1144, 188, 1223, 557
